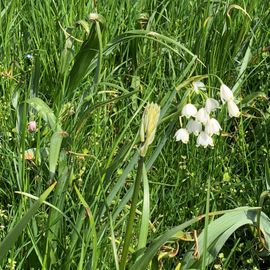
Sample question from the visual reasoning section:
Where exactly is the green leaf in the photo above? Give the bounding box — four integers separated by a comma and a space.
49, 131, 64, 180
74, 185, 99, 270
27, 97, 57, 130
182, 208, 270, 269
232, 37, 253, 95
129, 207, 260, 270
0, 182, 56, 262
138, 164, 150, 250
67, 13, 105, 94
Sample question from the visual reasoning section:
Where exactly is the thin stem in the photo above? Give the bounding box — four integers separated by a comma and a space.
201, 177, 211, 270
119, 155, 144, 270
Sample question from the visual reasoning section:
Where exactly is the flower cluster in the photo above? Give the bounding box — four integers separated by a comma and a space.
175, 82, 240, 148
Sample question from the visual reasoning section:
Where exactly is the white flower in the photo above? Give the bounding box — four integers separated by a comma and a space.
196, 131, 214, 148
220, 84, 234, 103
186, 119, 202, 135
192, 81, 206, 93
205, 98, 219, 113
175, 128, 189, 144
181, 103, 197, 118
205, 118, 222, 136
227, 100, 240, 118
196, 108, 210, 125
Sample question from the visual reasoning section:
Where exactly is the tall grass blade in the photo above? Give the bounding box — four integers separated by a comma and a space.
0, 182, 56, 262
49, 131, 64, 180
67, 14, 105, 95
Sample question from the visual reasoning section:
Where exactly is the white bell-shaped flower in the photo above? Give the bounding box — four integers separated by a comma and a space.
227, 100, 240, 118
186, 119, 202, 135
192, 81, 206, 93
205, 98, 219, 113
196, 131, 214, 148
205, 118, 222, 136
220, 84, 234, 103
181, 103, 197, 119
196, 108, 210, 125
175, 128, 189, 144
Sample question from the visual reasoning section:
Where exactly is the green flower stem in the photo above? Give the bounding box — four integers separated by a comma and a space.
119, 155, 144, 270
201, 177, 211, 270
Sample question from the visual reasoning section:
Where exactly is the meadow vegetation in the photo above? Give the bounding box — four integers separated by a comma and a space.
0, 0, 270, 269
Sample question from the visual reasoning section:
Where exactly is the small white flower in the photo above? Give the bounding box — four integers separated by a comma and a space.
205, 118, 222, 136
196, 131, 214, 148
196, 108, 210, 125
227, 100, 240, 118
220, 84, 234, 103
192, 81, 206, 93
205, 98, 220, 113
175, 128, 189, 144
186, 119, 202, 135
181, 103, 197, 118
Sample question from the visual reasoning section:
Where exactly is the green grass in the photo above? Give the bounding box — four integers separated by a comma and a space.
0, 0, 270, 269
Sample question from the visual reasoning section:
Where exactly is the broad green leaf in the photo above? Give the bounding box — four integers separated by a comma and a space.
67, 13, 105, 94
129, 207, 260, 270
137, 164, 150, 250
0, 182, 56, 262
27, 97, 57, 130
49, 131, 64, 180
182, 209, 270, 269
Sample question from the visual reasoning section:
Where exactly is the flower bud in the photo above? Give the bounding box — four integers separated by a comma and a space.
27, 121, 37, 132
140, 103, 160, 156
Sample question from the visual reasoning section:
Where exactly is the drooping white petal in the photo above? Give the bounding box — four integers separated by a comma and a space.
196, 108, 210, 125
205, 118, 222, 136
181, 104, 197, 119
220, 84, 234, 103
227, 100, 240, 118
175, 128, 189, 144
205, 98, 220, 113
192, 81, 206, 93
186, 119, 202, 135
196, 131, 214, 148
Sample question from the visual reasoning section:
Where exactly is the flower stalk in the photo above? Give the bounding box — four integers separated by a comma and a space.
119, 156, 144, 270
120, 103, 160, 269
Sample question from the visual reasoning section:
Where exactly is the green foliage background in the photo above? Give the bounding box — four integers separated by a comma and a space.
0, 0, 269, 269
